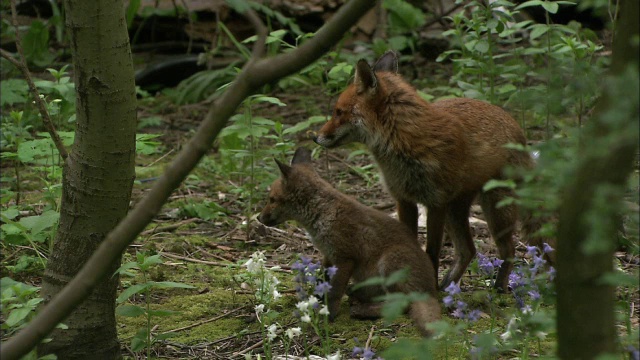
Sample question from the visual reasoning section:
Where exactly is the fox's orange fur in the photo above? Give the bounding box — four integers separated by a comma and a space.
258, 148, 441, 336
315, 51, 547, 291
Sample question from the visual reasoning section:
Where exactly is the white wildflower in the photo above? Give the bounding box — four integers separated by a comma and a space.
300, 314, 311, 323
285, 327, 301, 339
267, 324, 278, 341
308, 295, 319, 308
326, 351, 341, 360
255, 304, 265, 315
272, 289, 281, 301
296, 301, 309, 312
319, 305, 329, 316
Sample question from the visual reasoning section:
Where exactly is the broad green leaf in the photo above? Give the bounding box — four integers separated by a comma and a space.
541, 1, 559, 13
117, 283, 149, 303
597, 271, 639, 287
475, 40, 490, 54
2, 207, 20, 221
141, 254, 163, 269
19, 210, 59, 236
6, 307, 32, 327
116, 304, 146, 317
384, 268, 409, 287
0, 79, 28, 106
125, 0, 141, 28
530, 25, 549, 40
283, 116, 327, 135
114, 261, 140, 276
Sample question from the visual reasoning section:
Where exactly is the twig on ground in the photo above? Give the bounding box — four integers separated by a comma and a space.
141, 218, 200, 236
161, 306, 246, 334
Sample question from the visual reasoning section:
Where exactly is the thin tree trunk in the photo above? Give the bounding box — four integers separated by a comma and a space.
38, 0, 137, 358
556, 1, 639, 358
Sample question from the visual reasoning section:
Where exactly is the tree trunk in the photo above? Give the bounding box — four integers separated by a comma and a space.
38, 0, 137, 358
556, 1, 639, 359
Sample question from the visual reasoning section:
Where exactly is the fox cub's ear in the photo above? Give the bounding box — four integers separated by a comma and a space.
291, 147, 312, 165
354, 59, 377, 94
275, 158, 292, 178
373, 51, 399, 73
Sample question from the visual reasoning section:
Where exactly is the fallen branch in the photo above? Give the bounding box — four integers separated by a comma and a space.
161, 306, 246, 334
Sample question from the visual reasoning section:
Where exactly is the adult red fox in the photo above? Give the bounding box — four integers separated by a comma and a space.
258, 148, 441, 336
314, 51, 544, 291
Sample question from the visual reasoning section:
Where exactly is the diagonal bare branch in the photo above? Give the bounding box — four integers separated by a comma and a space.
0, 1, 374, 359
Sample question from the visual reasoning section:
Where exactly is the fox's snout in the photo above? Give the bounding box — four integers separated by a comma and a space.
258, 212, 277, 227
313, 133, 335, 147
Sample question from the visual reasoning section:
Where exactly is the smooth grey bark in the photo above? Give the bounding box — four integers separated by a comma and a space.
1, 1, 375, 359
556, 0, 639, 358
38, 0, 137, 358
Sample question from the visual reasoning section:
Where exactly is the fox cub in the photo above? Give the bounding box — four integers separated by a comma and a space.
314, 51, 546, 291
259, 147, 441, 336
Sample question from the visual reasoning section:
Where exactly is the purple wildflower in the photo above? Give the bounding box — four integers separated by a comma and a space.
526, 245, 538, 256
326, 265, 338, 279
477, 253, 495, 276
291, 261, 305, 271
363, 348, 376, 359
443, 295, 454, 307
492, 258, 504, 268
467, 309, 482, 322
452, 308, 465, 319
548, 266, 556, 281
627, 345, 639, 360
528, 290, 541, 301
314, 281, 332, 296
307, 262, 321, 273
445, 281, 461, 295
301, 256, 312, 266
352, 346, 363, 357
543, 242, 554, 254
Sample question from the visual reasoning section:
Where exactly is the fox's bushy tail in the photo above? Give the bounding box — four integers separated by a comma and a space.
408, 296, 441, 337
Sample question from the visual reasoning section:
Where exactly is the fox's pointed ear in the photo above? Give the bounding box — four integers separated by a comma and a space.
354, 59, 377, 94
291, 147, 312, 165
275, 158, 292, 178
373, 51, 399, 73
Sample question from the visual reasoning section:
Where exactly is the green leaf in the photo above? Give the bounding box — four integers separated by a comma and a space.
384, 268, 409, 287
0, 79, 28, 106
251, 96, 286, 106
149, 281, 195, 289
5, 307, 33, 327
597, 271, 639, 287
130, 333, 148, 352
117, 283, 149, 303
19, 210, 59, 236
474, 39, 490, 53
380, 296, 410, 322
225, 0, 251, 13
125, 0, 141, 28
140, 254, 163, 269
114, 261, 140, 276
541, 1, 559, 13
483, 179, 516, 192
283, 116, 327, 135
2, 207, 20, 221
116, 304, 146, 317
530, 25, 549, 40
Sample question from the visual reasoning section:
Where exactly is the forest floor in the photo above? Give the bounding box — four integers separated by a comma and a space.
2, 52, 639, 359
110, 60, 639, 358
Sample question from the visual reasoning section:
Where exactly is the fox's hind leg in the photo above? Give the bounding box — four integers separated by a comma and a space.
480, 187, 517, 292
397, 199, 419, 237
439, 194, 476, 289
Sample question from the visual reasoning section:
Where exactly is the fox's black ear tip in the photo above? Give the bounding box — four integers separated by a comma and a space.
291, 147, 312, 165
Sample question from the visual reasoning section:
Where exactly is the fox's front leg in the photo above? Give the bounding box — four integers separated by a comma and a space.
397, 199, 419, 238
327, 260, 355, 321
